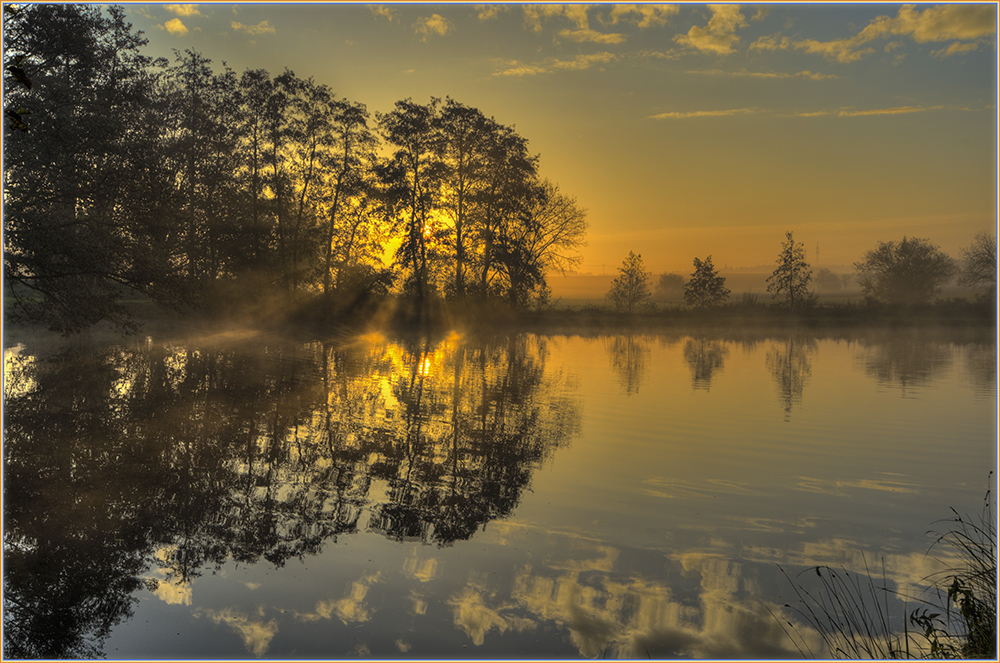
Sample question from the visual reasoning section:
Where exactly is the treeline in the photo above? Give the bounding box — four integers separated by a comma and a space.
608, 231, 997, 314
3, 4, 588, 333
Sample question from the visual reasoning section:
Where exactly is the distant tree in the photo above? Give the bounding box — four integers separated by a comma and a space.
814, 268, 842, 292
766, 232, 813, 308
683, 256, 729, 307
607, 251, 651, 313
853, 236, 957, 305
958, 231, 997, 301
653, 273, 685, 303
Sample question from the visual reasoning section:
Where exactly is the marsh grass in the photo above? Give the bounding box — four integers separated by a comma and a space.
777, 476, 996, 659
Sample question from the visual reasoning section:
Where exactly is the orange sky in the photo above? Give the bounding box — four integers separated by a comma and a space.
126, 3, 998, 273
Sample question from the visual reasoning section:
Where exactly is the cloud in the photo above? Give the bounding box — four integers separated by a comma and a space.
673, 5, 748, 55
163, 18, 188, 35
751, 4, 995, 63
558, 28, 626, 44
231, 20, 274, 35
836, 105, 947, 117
476, 5, 506, 22
857, 4, 996, 44
523, 4, 591, 33
370, 5, 396, 22
165, 4, 200, 17
203, 608, 278, 658
787, 104, 965, 118
494, 52, 617, 77
931, 40, 986, 58
686, 68, 838, 81
606, 4, 679, 29
414, 14, 454, 41
648, 108, 759, 119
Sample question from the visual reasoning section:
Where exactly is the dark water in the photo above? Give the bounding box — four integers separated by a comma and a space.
2, 327, 995, 659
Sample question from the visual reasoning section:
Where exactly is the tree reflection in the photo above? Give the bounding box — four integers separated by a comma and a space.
606, 334, 650, 395
2, 331, 580, 657
765, 337, 816, 419
682, 338, 729, 390
856, 335, 954, 395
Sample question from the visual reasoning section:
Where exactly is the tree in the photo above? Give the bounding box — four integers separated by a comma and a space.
494, 179, 587, 308
958, 231, 997, 301
766, 232, 812, 308
814, 268, 843, 292
607, 251, 651, 313
653, 273, 685, 303
683, 256, 729, 307
3, 4, 182, 333
853, 236, 957, 305
377, 98, 444, 303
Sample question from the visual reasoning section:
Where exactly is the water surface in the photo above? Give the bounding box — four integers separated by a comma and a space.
3, 326, 995, 659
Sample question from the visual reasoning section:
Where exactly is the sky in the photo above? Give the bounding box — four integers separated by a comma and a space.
123, 2, 997, 274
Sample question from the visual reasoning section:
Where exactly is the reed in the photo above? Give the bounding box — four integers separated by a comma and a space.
777, 475, 996, 659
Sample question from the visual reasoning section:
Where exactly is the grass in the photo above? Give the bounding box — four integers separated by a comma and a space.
776, 475, 996, 659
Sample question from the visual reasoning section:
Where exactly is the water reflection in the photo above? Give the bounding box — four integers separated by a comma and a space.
856, 333, 954, 395
2, 332, 580, 658
3, 328, 992, 659
683, 338, 729, 390
766, 337, 816, 419
605, 334, 650, 395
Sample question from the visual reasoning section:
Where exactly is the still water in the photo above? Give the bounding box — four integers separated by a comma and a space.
3, 326, 995, 659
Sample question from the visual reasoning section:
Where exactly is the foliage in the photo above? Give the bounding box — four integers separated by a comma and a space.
607, 251, 651, 313
653, 273, 685, 303
683, 256, 729, 307
2, 5, 588, 332
766, 231, 813, 309
958, 231, 997, 302
3, 4, 183, 333
853, 236, 958, 306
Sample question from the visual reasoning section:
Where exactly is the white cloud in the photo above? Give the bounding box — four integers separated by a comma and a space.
673, 5, 748, 55
231, 20, 274, 35
414, 14, 454, 41
163, 18, 188, 35
165, 4, 200, 17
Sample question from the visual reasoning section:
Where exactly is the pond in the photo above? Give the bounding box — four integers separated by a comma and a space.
2, 325, 995, 659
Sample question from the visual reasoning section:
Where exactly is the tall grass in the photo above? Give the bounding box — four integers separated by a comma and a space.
777, 476, 996, 659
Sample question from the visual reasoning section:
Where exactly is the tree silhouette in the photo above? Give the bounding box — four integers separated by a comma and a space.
958, 231, 997, 302
607, 251, 651, 313
683, 256, 729, 307
766, 232, 813, 309
853, 236, 957, 305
